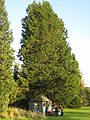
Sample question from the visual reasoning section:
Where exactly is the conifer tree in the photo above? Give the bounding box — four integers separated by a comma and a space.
19, 1, 83, 107
0, 0, 15, 111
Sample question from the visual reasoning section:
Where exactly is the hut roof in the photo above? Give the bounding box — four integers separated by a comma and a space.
29, 95, 51, 102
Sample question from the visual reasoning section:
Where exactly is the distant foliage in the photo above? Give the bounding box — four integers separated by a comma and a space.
18, 1, 84, 108
10, 63, 29, 105
84, 87, 90, 106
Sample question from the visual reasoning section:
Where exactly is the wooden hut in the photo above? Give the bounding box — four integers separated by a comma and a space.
29, 95, 52, 113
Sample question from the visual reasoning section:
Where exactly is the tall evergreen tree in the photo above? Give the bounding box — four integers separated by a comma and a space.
0, 0, 15, 112
18, 1, 83, 107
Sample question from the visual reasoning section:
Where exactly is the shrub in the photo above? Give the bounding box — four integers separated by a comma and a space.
0, 107, 46, 120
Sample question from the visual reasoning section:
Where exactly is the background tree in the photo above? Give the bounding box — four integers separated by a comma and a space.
9, 62, 29, 107
84, 87, 90, 106
13, 62, 20, 82
0, 0, 15, 112
18, 1, 83, 108
68, 82, 85, 108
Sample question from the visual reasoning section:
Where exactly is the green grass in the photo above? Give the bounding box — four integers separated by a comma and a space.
0, 107, 90, 120
45, 107, 90, 120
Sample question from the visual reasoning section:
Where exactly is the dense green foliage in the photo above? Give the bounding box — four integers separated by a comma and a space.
0, 0, 15, 112
0, 0, 89, 114
84, 87, 90, 106
18, 1, 84, 108
12, 63, 29, 103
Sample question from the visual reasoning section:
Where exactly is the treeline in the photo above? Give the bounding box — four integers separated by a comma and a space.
0, 0, 90, 112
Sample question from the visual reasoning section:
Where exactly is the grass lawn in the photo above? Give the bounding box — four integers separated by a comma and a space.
0, 107, 90, 120
45, 107, 90, 120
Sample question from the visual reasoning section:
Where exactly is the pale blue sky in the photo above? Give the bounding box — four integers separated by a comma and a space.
5, 0, 90, 87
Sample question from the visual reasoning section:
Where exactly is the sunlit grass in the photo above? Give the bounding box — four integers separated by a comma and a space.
45, 107, 90, 120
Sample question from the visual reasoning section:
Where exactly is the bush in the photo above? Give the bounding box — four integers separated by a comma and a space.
0, 107, 45, 120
